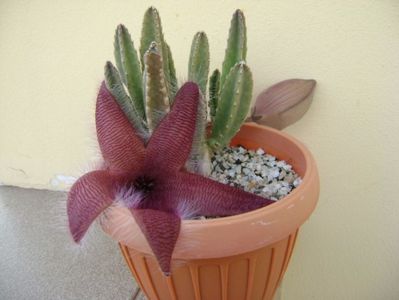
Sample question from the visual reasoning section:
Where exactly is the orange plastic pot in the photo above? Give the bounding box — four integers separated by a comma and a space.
101, 123, 319, 300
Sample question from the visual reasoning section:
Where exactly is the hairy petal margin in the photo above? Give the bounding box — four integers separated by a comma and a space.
67, 170, 115, 242
96, 82, 146, 173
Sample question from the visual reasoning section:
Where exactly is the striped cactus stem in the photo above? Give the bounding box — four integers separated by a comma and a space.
114, 24, 145, 120
140, 7, 177, 102
220, 9, 247, 88
143, 42, 170, 132
188, 32, 210, 97
208, 62, 253, 150
208, 69, 221, 122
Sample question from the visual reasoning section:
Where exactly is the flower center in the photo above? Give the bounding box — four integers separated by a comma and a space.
133, 176, 155, 193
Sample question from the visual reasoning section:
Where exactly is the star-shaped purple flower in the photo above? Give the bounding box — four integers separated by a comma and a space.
67, 82, 274, 275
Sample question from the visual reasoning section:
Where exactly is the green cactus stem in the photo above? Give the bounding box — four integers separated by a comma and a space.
208, 62, 253, 150
165, 42, 178, 103
208, 69, 220, 122
220, 9, 247, 88
186, 32, 210, 174
104, 61, 148, 137
143, 42, 170, 132
186, 92, 210, 175
140, 7, 175, 102
140, 7, 164, 68
114, 25, 145, 120
188, 32, 210, 97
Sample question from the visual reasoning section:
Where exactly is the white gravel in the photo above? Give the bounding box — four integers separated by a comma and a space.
210, 146, 302, 201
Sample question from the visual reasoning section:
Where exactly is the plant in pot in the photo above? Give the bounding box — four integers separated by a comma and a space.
67, 7, 319, 300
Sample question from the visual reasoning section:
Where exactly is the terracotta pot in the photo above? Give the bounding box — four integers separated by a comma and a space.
101, 123, 319, 300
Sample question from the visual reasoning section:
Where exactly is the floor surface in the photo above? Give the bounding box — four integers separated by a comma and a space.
0, 186, 145, 300
0, 186, 282, 300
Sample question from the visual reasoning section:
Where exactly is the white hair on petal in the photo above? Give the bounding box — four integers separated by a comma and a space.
114, 185, 144, 209
175, 199, 201, 220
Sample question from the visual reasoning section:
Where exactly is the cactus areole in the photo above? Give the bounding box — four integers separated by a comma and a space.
67, 82, 274, 275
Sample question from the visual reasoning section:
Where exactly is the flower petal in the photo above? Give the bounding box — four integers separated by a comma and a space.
67, 170, 115, 242
145, 82, 200, 172
96, 81, 146, 172
156, 172, 275, 218
130, 208, 180, 275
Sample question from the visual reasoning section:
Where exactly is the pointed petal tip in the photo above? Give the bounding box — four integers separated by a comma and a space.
67, 170, 115, 245
72, 236, 80, 244
68, 214, 89, 245
131, 209, 180, 277
69, 228, 82, 244
181, 81, 200, 94
166, 172, 274, 218
67, 206, 85, 245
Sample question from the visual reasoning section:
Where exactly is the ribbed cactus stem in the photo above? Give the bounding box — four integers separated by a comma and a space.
143, 42, 170, 132
140, 6, 175, 102
114, 29, 124, 84
186, 32, 210, 173
104, 61, 148, 137
114, 24, 145, 120
140, 7, 164, 68
188, 32, 210, 97
208, 62, 253, 150
220, 9, 247, 88
165, 42, 178, 103
208, 69, 220, 123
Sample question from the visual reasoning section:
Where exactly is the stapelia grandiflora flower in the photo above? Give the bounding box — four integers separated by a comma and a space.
67, 81, 274, 275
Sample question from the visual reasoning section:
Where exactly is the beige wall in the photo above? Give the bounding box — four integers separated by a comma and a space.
1, 0, 398, 299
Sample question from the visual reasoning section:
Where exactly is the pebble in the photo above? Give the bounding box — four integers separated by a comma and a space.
210, 146, 303, 201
